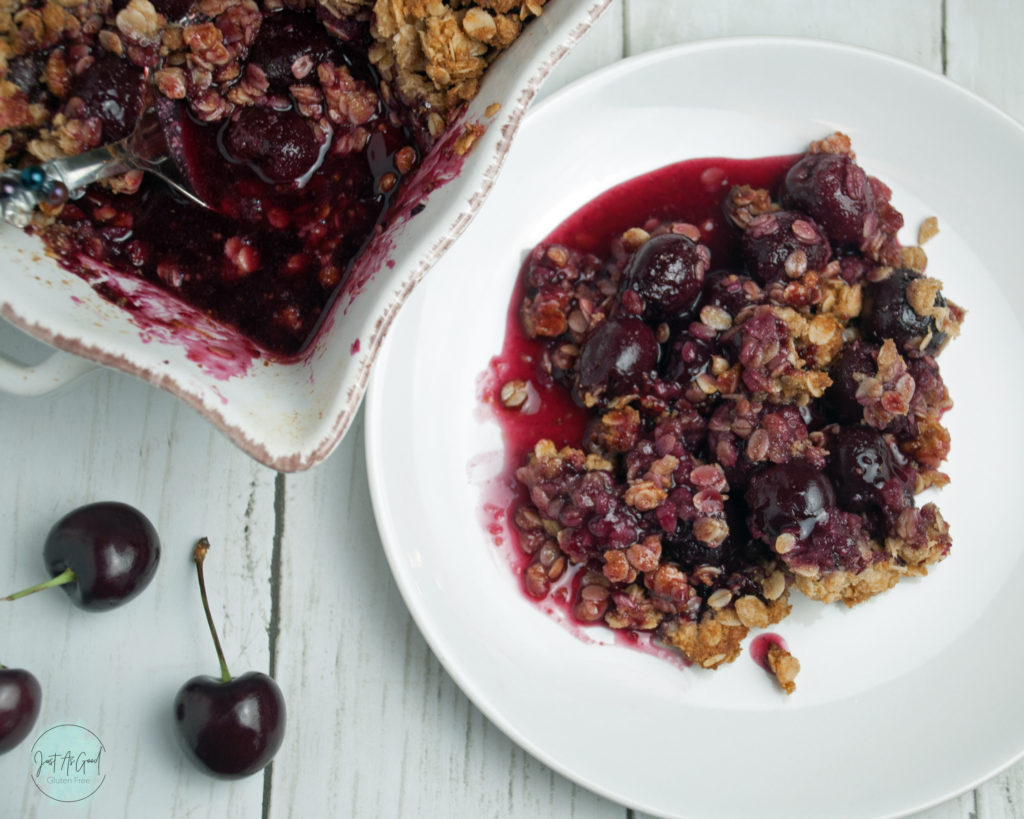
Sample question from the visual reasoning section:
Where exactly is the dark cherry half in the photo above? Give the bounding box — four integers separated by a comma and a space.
697, 269, 764, 318
824, 340, 879, 424
827, 425, 914, 515
661, 329, 714, 385
246, 9, 338, 88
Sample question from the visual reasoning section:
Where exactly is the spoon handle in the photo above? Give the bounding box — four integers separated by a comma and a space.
0, 140, 134, 229
49, 142, 136, 193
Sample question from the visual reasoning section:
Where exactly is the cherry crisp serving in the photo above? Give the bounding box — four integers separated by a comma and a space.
492, 133, 964, 694
0, 0, 547, 355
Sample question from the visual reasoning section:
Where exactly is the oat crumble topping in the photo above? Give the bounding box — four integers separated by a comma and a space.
498, 133, 965, 694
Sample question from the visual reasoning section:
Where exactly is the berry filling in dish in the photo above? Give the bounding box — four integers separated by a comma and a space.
0, 0, 548, 356
486, 133, 964, 694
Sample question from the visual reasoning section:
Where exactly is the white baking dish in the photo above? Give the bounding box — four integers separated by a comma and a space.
0, 0, 610, 471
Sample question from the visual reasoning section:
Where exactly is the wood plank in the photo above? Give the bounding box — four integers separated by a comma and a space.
943, 3, 1024, 817
266, 411, 625, 818
946, 0, 1024, 118
0, 370, 276, 818
539, 0, 625, 102
623, 0, 942, 67
977, 769, 1024, 819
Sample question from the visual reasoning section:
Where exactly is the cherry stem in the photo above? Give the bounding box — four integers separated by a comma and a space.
3, 567, 76, 602
193, 538, 231, 684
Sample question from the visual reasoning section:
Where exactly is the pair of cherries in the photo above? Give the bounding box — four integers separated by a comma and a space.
1, 502, 284, 778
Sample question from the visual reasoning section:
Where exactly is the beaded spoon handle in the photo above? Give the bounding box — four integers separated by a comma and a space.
0, 106, 210, 229
0, 163, 73, 228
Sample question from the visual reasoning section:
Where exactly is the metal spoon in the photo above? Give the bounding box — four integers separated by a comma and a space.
0, 105, 210, 229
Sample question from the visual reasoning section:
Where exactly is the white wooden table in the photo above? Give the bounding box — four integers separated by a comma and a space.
2, 1, 1022, 816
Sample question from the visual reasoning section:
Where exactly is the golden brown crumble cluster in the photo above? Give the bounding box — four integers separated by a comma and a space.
366, 0, 546, 139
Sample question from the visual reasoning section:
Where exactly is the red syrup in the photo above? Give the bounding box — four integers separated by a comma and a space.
478, 152, 800, 665
749, 632, 789, 672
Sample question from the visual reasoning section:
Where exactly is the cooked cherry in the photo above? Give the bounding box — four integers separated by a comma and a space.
861, 268, 947, 353
661, 331, 714, 384
224, 107, 321, 184
148, 0, 193, 18
0, 665, 41, 754
247, 10, 338, 88
662, 500, 758, 569
6, 52, 47, 100
788, 507, 867, 573
619, 234, 708, 318
698, 269, 763, 318
575, 318, 659, 400
798, 399, 828, 432
4, 502, 160, 611
824, 340, 878, 424
174, 539, 285, 779
745, 460, 835, 541
782, 152, 874, 245
742, 210, 831, 284
827, 425, 910, 514
836, 249, 871, 284
68, 53, 145, 141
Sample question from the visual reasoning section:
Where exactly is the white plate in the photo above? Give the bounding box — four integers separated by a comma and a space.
365, 38, 1024, 819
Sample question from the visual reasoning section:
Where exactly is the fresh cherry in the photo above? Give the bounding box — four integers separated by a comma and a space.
3, 502, 160, 611
619, 233, 708, 318
173, 538, 285, 779
0, 663, 41, 754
